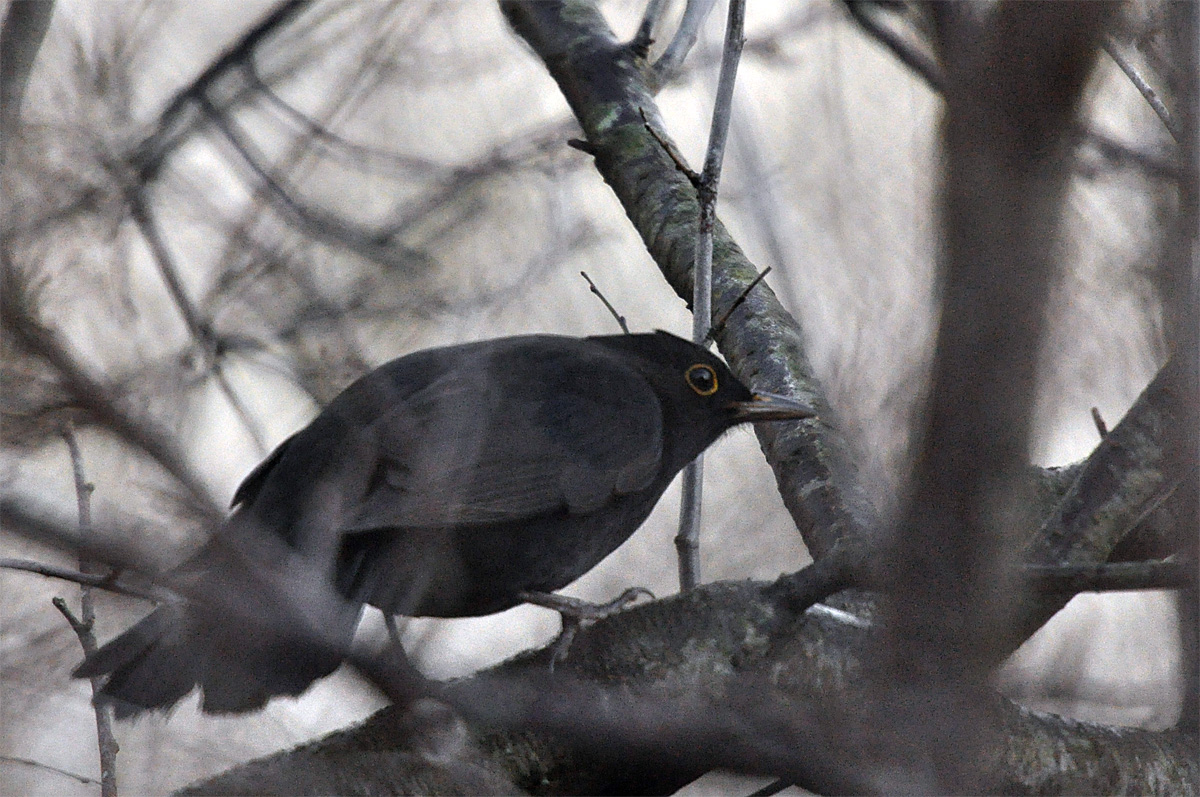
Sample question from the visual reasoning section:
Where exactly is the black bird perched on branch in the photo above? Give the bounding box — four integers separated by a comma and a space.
77, 331, 814, 716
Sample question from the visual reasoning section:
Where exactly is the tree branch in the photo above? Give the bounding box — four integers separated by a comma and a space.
500, 0, 878, 562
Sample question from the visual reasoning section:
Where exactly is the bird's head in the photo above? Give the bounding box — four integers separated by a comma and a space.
590, 330, 815, 451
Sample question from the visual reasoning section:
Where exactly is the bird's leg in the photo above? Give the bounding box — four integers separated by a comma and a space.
518, 587, 654, 670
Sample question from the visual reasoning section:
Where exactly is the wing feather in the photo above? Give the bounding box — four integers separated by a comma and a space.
346, 342, 663, 530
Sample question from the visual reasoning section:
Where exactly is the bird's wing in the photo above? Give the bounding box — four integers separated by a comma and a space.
346, 352, 664, 530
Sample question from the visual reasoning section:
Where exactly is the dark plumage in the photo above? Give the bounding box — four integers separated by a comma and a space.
76, 331, 814, 716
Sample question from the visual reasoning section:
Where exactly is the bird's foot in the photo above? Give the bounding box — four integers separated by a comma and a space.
519, 587, 654, 670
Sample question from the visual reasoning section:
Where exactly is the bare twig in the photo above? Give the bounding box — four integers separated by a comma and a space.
199, 95, 424, 271
0, 262, 222, 522
213, 364, 270, 456
246, 63, 445, 177
0, 558, 166, 602
843, 1, 943, 93
1080, 127, 1184, 182
632, 0, 668, 58
579, 271, 630, 334
58, 426, 119, 797
125, 191, 268, 454
648, 0, 719, 90
1103, 38, 1180, 143
640, 106, 699, 183
0, 755, 99, 787
130, 0, 312, 179
126, 190, 212, 345
1091, 406, 1108, 438
677, 0, 747, 591
706, 266, 771, 343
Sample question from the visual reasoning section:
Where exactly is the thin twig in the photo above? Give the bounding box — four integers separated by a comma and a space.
127, 189, 212, 346
0, 558, 166, 602
0, 755, 99, 786
677, 0, 747, 592
213, 363, 270, 456
130, 0, 312, 179
632, 0, 668, 58
1103, 39, 1180, 144
1091, 406, 1108, 438
706, 266, 771, 343
199, 95, 421, 271
580, 271, 630, 334
0, 267, 222, 521
640, 107, 699, 184
246, 63, 445, 177
1081, 126, 1184, 182
648, 0, 719, 91
59, 426, 119, 797
843, 1, 943, 93
126, 189, 273, 456
127, 189, 273, 462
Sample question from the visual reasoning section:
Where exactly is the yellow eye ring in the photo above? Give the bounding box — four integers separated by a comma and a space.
685, 364, 718, 396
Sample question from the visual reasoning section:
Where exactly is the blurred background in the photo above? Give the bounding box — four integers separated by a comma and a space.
0, 0, 1182, 793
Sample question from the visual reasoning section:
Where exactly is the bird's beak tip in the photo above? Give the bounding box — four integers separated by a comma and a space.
729, 392, 817, 423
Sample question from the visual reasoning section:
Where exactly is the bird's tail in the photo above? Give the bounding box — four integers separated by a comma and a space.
74, 596, 347, 718
74, 518, 365, 719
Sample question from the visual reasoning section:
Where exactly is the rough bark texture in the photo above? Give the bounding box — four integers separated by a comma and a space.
184, 581, 1198, 796
501, 0, 877, 562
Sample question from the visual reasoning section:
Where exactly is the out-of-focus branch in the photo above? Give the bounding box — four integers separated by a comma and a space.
647, 0, 719, 91
129, 0, 312, 181
873, 4, 1116, 791
1161, 1, 1199, 733
0, 260, 223, 522
199, 96, 427, 272
182, 581, 1200, 795
126, 189, 214, 344
0, 0, 55, 146
844, 1, 1186, 188
842, 1, 942, 92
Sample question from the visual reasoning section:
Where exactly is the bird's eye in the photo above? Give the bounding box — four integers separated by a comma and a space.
685, 364, 718, 396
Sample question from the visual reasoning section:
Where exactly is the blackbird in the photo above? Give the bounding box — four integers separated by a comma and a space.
76, 331, 814, 715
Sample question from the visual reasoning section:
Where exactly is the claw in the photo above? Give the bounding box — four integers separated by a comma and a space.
519, 586, 656, 670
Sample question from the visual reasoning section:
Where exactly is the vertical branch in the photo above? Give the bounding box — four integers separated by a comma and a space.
57, 425, 119, 797
1164, 0, 1200, 732
873, 3, 1114, 791
0, 0, 55, 147
676, 0, 747, 591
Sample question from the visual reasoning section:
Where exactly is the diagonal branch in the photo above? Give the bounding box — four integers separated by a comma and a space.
500, 0, 878, 562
